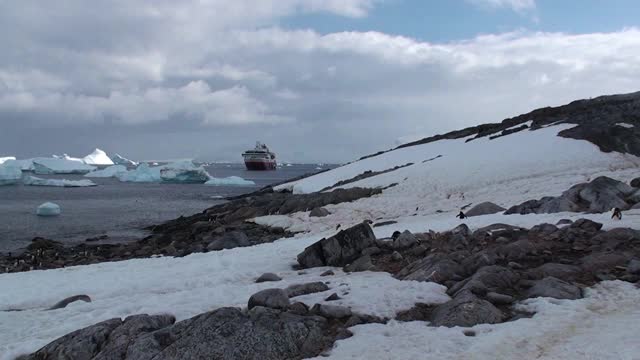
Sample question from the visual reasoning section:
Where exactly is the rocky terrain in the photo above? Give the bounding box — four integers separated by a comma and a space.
0, 187, 380, 273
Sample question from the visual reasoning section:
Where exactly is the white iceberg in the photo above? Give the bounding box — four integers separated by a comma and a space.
204, 176, 256, 186
85, 165, 128, 178
0, 156, 16, 164
111, 153, 138, 166
36, 202, 61, 216
0, 162, 23, 185
32, 158, 96, 175
5, 158, 34, 171
83, 148, 114, 165
52, 153, 84, 163
117, 161, 211, 183
24, 175, 97, 187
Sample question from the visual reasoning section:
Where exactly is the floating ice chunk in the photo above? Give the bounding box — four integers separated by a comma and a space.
117, 161, 211, 183
116, 163, 160, 183
6, 159, 35, 171
36, 202, 61, 216
111, 153, 138, 166
32, 158, 96, 174
0, 162, 22, 186
85, 165, 127, 178
204, 176, 256, 186
0, 156, 16, 165
82, 148, 114, 165
160, 161, 211, 183
23, 176, 97, 187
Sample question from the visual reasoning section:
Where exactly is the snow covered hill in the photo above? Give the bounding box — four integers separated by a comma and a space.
2, 93, 640, 359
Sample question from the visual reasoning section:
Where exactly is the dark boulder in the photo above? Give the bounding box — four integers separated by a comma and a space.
429, 291, 504, 327
525, 277, 581, 300
392, 230, 418, 249
631, 177, 640, 188
207, 231, 250, 251
248, 289, 290, 310
344, 255, 375, 272
396, 254, 461, 284
297, 222, 377, 268
285, 282, 330, 298
465, 202, 506, 217
48, 295, 92, 310
256, 273, 282, 283
309, 207, 331, 217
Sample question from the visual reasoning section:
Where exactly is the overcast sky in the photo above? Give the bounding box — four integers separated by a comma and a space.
1, 0, 640, 163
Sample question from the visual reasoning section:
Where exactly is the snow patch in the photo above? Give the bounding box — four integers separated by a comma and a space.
615, 122, 635, 129
0, 156, 16, 165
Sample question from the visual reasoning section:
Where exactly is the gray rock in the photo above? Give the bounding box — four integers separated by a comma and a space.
286, 282, 330, 298
631, 177, 640, 188
396, 254, 461, 284
297, 222, 377, 268
287, 302, 309, 315
580, 253, 630, 273
256, 273, 282, 283
486, 292, 514, 304
525, 277, 582, 300
465, 202, 506, 217
448, 266, 519, 297
361, 246, 382, 256
309, 207, 331, 217
248, 289, 290, 310
22, 315, 175, 360
430, 291, 504, 327
527, 263, 582, 281
207, 231, 250, 251
311, 304, 352, 319
344, 255, 374, 273
48, 294, 92, 310
556, 219, 573, 226
628, 259, 640, 274
126, 307, 330, 360
393, 230, 418, 249
408, 245, 429, 257
320, 270, 335, 277
391, 251, 403, 262
324, 293, 340, 301
506, 177, 636, 215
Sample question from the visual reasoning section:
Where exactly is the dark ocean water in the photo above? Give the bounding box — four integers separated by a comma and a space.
0, 163, 330, 252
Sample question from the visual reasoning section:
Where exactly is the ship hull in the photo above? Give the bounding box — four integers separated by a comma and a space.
244, 160, 277, 171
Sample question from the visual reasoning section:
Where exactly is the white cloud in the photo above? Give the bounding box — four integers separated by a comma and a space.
1, 1, 640, 162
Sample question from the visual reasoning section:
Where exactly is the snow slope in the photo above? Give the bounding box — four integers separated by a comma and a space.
82, 148, 114, 165
2, 124, 640, 359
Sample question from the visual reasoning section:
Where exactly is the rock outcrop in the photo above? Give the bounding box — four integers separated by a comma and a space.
506, 176, 639, 215
297, 222, 377, 268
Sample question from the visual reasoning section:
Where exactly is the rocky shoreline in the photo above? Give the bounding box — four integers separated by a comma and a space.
0, 187, 380, 273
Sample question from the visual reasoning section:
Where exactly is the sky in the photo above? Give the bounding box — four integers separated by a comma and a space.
1, 0, 640, 163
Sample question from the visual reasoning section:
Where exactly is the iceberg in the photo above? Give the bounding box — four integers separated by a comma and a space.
7, 159, 35, 171
52, 154, 84, 163
160, 161, 211, 183
0, 156, 16, 164
36, 202, 61, 216
32, 158, 96, 174
83, 148, 114, 165
0, 162, 23, 185
116, 161, 211, 183
24, 175, 97, 187
85, 165, 128, 178
111, 153, 138, 166
204, 176, 256, 186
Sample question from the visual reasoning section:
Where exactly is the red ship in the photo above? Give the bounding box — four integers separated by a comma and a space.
242, 142, 277, 170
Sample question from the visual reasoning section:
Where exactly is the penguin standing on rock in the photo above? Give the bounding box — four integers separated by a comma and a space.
456, 211, 467, 220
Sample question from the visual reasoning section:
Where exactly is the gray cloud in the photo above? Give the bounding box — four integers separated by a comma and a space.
0, 1, 639, 163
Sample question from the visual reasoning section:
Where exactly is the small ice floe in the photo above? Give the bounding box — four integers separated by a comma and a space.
37, 202, 61, 216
